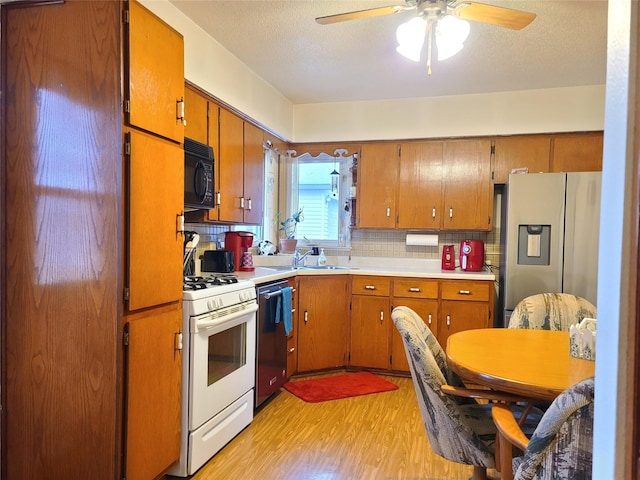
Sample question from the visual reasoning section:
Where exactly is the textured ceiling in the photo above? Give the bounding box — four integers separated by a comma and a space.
169, 0, 608, 104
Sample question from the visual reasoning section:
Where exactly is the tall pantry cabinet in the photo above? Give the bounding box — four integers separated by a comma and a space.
1, 2, 184, 479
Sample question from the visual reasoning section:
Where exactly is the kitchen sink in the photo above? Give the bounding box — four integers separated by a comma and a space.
263, 265, 350, 271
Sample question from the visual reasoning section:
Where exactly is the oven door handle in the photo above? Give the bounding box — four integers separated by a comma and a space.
192, 303, 258, 334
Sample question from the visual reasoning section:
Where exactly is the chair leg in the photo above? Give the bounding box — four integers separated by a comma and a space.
471, 466, 487, 480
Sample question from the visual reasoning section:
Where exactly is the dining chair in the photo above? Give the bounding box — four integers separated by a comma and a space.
391, 306, 541, 480
492, 376, 594, 480
508, 293, 596, 331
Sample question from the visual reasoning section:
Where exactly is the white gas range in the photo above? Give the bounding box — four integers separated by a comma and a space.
168, 275, 257, 477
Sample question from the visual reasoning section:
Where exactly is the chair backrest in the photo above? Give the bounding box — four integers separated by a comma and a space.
514, 377, 594, 480
391, 306, 495, 468
508, 293, 597, 331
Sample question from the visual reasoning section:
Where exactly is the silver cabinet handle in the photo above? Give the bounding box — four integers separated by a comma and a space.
288, 347, 295, 353
176, 212, 185, 234
216, 192, 221, 206
380, 310, 384, 323
386, 207, 390, 217
245, 198, 252, 210
432, 207, 436, 219
240, 197, 245, 209
364, 285, 376, 290
427, 313, 432, 325
291, 309, 296, 313
175, 332, 183, 351
176, 97, 186, 125
408, 287, 421, 293
449, 208, 453, 219
446, 315, 451, 327
304, 311, 308, 324
458, 290, 471, 295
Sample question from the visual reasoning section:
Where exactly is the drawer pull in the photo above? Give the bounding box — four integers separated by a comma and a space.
432, 207, 436, 219
304, 311, 308, 324
386, 207, 391, 217
428, 313, 432, 325
364, 285, 376, 290
458, 290, 471, 295
408, 287, 421, 293
289, 347, 295, 353
449, 207, 453, 219
291, 309, 296, 313
446, 315, 451, 327
380, 310, 384, 323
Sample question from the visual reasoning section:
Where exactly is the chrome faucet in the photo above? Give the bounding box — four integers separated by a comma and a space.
292, 248, 313, 268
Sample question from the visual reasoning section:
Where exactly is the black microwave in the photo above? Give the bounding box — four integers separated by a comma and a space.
184, 137, 215, 209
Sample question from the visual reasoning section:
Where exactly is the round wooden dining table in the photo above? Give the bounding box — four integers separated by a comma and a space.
446, 328, 595, 401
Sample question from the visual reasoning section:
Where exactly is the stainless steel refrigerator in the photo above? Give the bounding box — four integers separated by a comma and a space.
499, 172, 601, 327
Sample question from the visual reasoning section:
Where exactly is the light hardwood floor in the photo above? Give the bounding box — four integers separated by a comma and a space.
171, 373, 499, 480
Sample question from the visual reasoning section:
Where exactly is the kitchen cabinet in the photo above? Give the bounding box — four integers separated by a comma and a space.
287, 276, 299, 377
184, 84, 209, 144
242, 121, 265, 224
438, 280, 493, 348
357, 143, 399, 228
350, 277, 392, 369
551, 132, 603, 172
2, 1, 183, 478
493, 135, 551, 184
442, 139, 493, 231
126, 0, 185, 143
218, 108, 245, 222
390, 278, 439, 372
297, 276, 350, 372
397, 141, 443, 229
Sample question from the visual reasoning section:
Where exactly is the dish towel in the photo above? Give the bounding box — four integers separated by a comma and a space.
281, 286, 293, 336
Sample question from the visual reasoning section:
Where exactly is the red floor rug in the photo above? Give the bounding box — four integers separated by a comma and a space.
283, 372, 399, 403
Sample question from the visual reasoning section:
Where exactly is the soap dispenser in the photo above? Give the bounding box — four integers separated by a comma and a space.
318, 248, 327, 266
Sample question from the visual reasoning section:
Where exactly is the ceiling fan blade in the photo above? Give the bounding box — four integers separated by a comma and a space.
316, 5, 410, 25
453, 2, 536, 30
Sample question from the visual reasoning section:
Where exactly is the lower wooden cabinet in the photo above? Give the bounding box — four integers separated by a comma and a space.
438, 280, 493, 348
296, 275, 350, 372
351, 293, 391, 369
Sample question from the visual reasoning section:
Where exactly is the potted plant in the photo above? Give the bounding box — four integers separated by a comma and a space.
277, 208, 303, 253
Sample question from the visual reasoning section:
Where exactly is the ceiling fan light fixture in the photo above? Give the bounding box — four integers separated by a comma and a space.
435, 15, 470, 61
396, 16, 426, 62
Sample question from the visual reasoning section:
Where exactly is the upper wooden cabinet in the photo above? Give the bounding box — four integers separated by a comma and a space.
441, 139, 493, 231
493, 135, 551, 184
184, 84, 209, 144
218, 108, 245, 223
357, 143, 399, 228
126, 0, 184, 143
551, 132, 603, 172
493, 132, 603, 184
397, 141, 443, 229
243, 121, 265, 225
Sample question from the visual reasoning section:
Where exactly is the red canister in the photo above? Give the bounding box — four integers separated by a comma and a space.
441, 245, 455, 270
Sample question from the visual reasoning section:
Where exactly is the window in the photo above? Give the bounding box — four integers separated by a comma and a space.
279, 151, 354, 248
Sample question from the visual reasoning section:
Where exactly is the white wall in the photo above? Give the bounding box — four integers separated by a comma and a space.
293, 85, 605, 142
140, 1, 604, 144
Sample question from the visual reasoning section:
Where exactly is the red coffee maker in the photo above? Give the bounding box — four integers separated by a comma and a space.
459, 239, 485, 272
441, 245, 455, 270
224, 231, 255, 271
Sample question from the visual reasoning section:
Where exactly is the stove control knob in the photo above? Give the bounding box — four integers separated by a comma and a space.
207, 300, 214, 311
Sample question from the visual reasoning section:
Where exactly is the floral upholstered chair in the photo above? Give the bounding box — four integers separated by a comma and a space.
391, 306, 541, 480
508, 293, 597, 331
492, 377, 595, 480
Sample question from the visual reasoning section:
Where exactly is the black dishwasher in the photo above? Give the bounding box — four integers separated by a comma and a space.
255, 279, 290, 408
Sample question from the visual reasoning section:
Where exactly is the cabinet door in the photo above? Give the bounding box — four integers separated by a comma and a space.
493, 135, 551, 184
350, 295, 390, 369
127, 129, 183, 311
551, 132, 603, 172
219, 108, 245, 222
442, 139, 493, 230
125, 307, 182, 480
390, 298, 438, 372
243, 122, 265, 224
397, 141, 443, 229
127, 0, 184, 143
438, 300, 490, 349
297, 276, 349, 371
184, 84, 208, 144
358, 143, 399, 228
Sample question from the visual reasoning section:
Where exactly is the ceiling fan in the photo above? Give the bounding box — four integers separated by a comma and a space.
316, 0, 536, 74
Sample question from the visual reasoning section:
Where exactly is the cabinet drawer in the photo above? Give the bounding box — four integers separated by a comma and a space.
440, 280, 491, 302
352, 276, 390, 296
393, 278, 438, 299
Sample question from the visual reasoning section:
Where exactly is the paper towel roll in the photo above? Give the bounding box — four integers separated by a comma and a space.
405, 233, 439, 246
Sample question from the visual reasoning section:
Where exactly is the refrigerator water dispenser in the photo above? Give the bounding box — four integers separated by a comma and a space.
517, 225, 551, 265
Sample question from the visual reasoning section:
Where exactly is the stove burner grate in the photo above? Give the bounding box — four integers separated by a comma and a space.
183, 275, 239, 290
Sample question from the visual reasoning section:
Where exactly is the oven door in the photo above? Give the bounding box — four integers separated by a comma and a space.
189, 302, 257, 430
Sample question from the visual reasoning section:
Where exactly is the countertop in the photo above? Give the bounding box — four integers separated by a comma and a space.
229, 256, 496, 285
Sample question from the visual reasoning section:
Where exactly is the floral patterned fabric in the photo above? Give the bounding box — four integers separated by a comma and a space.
391, 306, 497, 468
513, 377, 594, 480
508, 293, 597, 331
